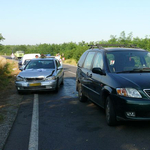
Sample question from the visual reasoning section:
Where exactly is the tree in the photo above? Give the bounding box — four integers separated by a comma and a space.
0, 34, 5, 42
118, 31, 126, 44
126, 32, 133, 41
0, 34, 5, 53
108, 35, 117, 44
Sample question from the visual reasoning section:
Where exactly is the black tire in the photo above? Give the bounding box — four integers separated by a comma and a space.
61, 77, 64, 85
54, 79, 59, 93
78, 83, 87, 102
105, 97, 117, 126
17, 90, 24, 95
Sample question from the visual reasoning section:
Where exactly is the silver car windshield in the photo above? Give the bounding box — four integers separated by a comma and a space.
25, 60, 55, 69
106, 51, 150, 73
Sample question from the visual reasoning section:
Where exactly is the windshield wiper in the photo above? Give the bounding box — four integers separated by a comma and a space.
116, 68, 150, 73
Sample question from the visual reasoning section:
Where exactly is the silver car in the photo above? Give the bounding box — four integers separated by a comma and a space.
15, 58, 64, 94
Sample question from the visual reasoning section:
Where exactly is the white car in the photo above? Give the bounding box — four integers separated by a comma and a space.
18, 53, 41, 69
47, 56, 63, 66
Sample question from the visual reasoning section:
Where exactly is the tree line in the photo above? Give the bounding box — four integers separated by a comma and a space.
0, 31, 150, 62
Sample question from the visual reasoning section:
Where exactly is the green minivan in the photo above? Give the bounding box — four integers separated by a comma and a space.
76, 45, 150, 126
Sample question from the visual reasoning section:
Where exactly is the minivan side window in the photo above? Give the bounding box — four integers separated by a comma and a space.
78, 51, 88, 67
83, 52, 95, 69
93, 52, 103, 69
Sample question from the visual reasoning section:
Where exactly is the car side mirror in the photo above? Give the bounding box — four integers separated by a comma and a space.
58, 66, 63, 70
92, 67, 106, 75
18, 61, 22, 65
19, 67, 23, 71
19, 65, 25, 71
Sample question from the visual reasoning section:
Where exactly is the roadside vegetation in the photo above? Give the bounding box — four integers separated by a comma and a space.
63, 59, 77, 66
1, 31, 150, 64
0, 34, 20, 91
0, 56, 20, 90
0, 56, 20, 122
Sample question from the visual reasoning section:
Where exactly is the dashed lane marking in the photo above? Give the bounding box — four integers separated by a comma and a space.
28, 94, 39, 150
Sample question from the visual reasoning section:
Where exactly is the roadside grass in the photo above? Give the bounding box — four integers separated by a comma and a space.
63, 59, 77, 66
0, 56, 20, 122
0, 56, 6, 69
0, 56, 20, 90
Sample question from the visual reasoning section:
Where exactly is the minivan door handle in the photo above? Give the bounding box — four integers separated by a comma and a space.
87, 72, 92, 78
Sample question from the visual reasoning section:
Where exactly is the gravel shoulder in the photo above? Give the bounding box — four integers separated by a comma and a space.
0, 77, 23, 150
0, 57, 23, 150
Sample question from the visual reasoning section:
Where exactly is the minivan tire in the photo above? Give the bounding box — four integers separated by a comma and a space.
105, 97, 117, 126
78, 83, 87, 102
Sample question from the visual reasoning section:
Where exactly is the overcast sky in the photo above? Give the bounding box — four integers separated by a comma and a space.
1, 0, 150, 45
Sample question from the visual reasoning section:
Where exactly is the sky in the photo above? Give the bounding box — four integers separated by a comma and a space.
1, 0, 150, 45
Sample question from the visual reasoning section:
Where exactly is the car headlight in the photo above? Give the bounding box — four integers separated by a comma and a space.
116, 88, 142, 98
45, 76, 56, 80
16, 76, 24, 81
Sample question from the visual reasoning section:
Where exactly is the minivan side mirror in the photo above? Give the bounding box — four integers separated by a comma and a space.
77, 63, 80, 67
92, 67, 106, 75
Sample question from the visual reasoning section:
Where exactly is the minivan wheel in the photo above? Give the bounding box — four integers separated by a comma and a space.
105, 97, 117, 126
78, 83, 87, 102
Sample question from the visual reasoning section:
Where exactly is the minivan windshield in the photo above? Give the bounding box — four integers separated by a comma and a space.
106, 51, 150, 73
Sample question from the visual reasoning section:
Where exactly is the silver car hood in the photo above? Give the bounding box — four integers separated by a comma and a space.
18, 69, 55, 78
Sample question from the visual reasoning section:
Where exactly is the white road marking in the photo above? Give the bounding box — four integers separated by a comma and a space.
67, 71, 76, 75
28, 94, 39, 150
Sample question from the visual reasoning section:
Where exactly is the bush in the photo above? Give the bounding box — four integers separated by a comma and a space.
0, 56, 6, 69
0, 57, 20, 90
64, 59, 77, 66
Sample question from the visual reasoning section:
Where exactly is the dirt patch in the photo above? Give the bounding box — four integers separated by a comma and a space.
0, 59, 22, 150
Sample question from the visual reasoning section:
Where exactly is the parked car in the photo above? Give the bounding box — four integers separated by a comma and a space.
48, 56, 63, 66
16, 58, 64, 94
76, 44, 150, 126
45, 54, 51, 57
18, 53, 41, 69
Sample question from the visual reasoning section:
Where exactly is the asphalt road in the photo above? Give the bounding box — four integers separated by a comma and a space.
3, 64, 150, 150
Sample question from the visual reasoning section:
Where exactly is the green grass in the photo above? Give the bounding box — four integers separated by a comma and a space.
0, 56, 20, 90
0, 63, 12, 90
63, 59, 77, 66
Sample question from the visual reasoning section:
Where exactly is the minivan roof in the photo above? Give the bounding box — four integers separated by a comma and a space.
104, 47, 146, 52
88, 44, 147, 52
